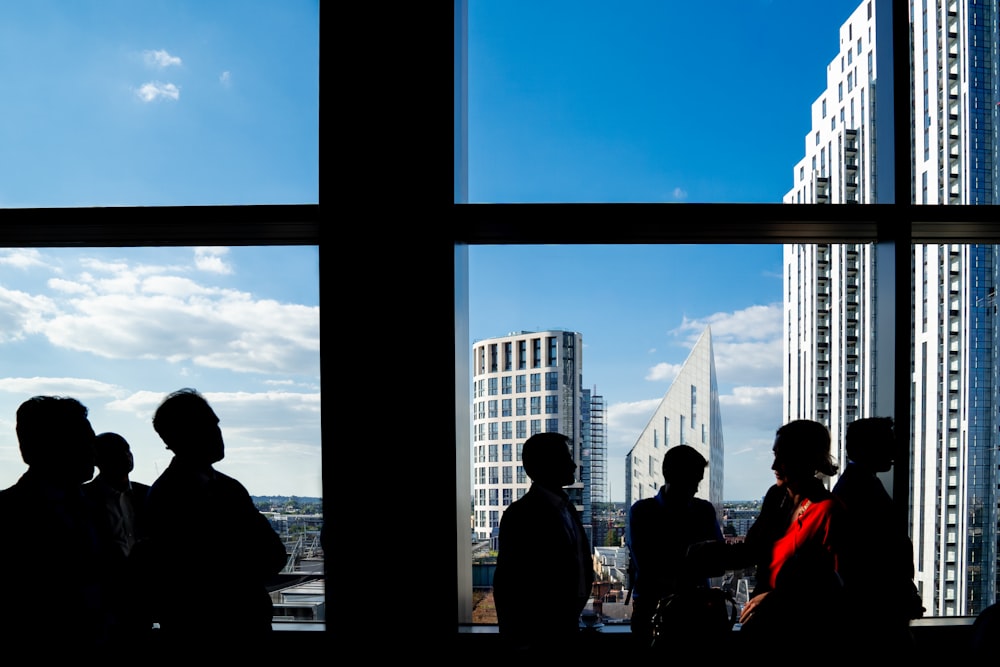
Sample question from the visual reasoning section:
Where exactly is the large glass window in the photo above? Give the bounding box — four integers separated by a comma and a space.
0, 1, 322, 636
454, 0, 1000, 634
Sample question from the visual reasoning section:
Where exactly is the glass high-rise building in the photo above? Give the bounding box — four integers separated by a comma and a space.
783, 0, 999, 616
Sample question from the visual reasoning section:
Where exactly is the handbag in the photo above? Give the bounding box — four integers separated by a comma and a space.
650, 586, 738, 649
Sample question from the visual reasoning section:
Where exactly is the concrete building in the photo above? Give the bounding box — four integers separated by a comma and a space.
624, 326, 724, 517
782, 0, 999, 616
471, 330, 604, 548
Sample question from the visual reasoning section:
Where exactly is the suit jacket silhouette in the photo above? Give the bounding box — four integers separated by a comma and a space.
492, 483, 593, 651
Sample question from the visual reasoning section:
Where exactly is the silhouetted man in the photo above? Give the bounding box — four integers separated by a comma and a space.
627, 444, 724, 650
85, 431, 152, 646
141, 388, 287, 656
0, 395, 110, 653
86, 432, 150, 559
833, 416, 923, 657
492, 432, 593, 655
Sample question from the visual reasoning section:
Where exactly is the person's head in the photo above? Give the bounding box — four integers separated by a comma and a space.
94, 432, 135, 479
661, 444, 707, 499
15, 395, 96, 485
846, 417, 894, 472
152, 388, 224, 464
772, 419, 837, 489
521, 432, 576, 490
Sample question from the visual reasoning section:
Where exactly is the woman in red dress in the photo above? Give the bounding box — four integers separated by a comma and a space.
736, 419, 847, 651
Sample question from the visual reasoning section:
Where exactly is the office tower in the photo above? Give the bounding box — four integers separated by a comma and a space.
783, 0, 999, 615
624, 326, 724, 518
471, 330, 599, 548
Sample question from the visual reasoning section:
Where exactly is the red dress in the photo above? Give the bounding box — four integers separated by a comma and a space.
767, 495, 842, 589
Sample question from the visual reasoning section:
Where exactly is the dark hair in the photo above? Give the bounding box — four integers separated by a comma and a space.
152, 388, 211, 448
15, 395, 90, 467
521, 432, 570, 480
661, 444, 707, 484
775, 419, 838, 477
845, 416, 894, 463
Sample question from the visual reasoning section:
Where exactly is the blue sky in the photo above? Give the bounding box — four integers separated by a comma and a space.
0, 1, 318, 208
0, 3, 319, 497
466, 1, 863, 500
468, 0, 862, 203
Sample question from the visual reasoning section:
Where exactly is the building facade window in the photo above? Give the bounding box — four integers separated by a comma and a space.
545, 371, 558, 390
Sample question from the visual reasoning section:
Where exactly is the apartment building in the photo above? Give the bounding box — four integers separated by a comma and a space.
471, 330, 604, 548
782, 0, 999, 615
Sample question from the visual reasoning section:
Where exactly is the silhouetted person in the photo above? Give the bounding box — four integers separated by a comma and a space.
85, 431, 152, 647
969, 601, 1000, 658
832, 416, 923, 656
492, 432, 593, 656
0, 395, 111, 653
692, 420, 847, 656
737, 420, 847, 653
626, 444, 724, 651
86, 432, 150, 558
141, 388, 287, 657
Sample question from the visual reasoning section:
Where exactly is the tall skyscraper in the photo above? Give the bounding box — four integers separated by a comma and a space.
624, 326, 724, 517
471, 330, 603, 548
783, 0, 999, 615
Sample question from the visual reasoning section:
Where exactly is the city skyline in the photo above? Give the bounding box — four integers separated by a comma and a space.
470, 244, 785, 502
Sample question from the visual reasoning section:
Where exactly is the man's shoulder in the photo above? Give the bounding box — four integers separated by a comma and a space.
629, 496, 659, 516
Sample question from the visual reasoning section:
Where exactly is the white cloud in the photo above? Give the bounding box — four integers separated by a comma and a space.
135, 82, 180, 102
606, 398, 661, 453
0, 249, 46, 269
645, 361, 682, 383
220, 71, 232, 86
144, 49, 182, 68
673, 303, 782, 342
668, 303, 784, 385
0, 376, 125, 398
47, 278, 94, 295
194, 247, 233, 275
672, 187, 688, 201
0, 286, 58, 342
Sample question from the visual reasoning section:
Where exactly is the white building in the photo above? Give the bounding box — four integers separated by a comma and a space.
624, 326, 724, 516
782, 0, 998, 615
471, 330, 604, 549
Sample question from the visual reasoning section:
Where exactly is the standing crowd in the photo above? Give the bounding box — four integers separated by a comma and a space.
1, 389, 287, 661
492, 418, 934, 658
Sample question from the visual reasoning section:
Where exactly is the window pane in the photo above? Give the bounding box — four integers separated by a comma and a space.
469, 244, 788, 624
0, 245, 324, 623
0, 3, 318, 207
468, 2, 866, 203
